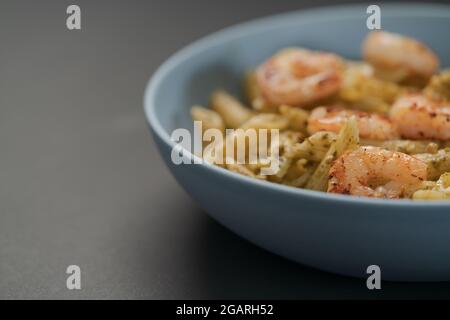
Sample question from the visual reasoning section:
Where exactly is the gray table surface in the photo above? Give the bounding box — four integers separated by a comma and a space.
2, 0, 450, 299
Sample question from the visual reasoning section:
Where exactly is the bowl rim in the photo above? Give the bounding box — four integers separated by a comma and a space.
144, 2, 450, 207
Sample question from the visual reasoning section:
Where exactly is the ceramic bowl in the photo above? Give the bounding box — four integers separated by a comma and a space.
144, 3, 450, 281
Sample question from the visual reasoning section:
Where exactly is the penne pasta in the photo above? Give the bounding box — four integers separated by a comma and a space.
211, 90, 254, 128
191, 105, 225, 133
306, 117, 359, 191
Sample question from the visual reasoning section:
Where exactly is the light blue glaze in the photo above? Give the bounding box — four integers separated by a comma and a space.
145, 4, 450, 281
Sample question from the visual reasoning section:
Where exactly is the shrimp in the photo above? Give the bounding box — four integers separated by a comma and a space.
307, 106, 398, 140
362, 31, 439, 82
328, 146, 427, 198
255, 48, 344, 107
390, 94, 450, 140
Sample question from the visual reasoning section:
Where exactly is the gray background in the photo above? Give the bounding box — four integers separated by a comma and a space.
2, 0, 450, 299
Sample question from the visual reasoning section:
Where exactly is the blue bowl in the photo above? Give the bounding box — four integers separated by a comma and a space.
145, 3, 450, 281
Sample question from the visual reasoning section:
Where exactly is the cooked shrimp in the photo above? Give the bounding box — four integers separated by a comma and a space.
255, 48, 344, 107
308, 106, 398, 140
390, 94, 450, 140
362, 31, 439, 81
328, 146, 427, 198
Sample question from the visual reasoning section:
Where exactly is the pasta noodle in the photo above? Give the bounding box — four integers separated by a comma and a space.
305, 117, 359, 191
211, 90, 254, 128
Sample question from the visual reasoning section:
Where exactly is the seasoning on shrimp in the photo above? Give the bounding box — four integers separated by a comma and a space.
328, 146, 427, 198
256, 48, 344, 107
390, 94, 450, 141
308, 106, 398, 140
